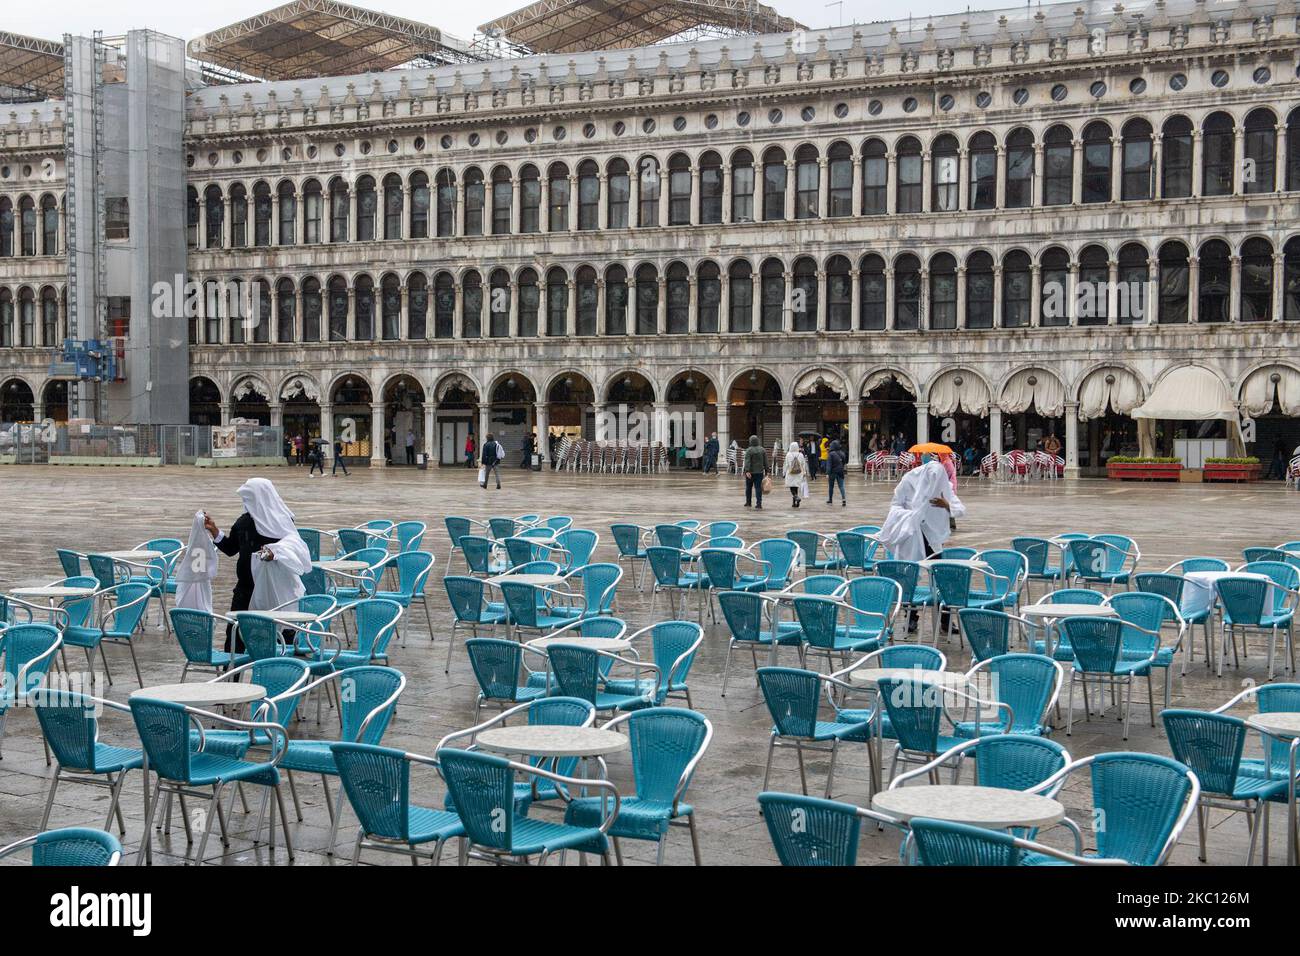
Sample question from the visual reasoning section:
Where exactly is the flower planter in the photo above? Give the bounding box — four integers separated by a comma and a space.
1203, 463, 1262, 483
1106, 462, 1182, 482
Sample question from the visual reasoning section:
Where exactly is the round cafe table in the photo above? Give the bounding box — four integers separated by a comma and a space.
314, 559, 371, 573
873, 785, 1065, 830
475, 725, 628, 759
131, 682, 267, 708
1246, 712, 1300, 865
10, 585, 97, 600
1021, 602, 1116, 657
102, 550, 165, 562
847, 667, 968, 689
527, 635, 631, 653
485, 573, 568, 588
918, 558, 992, 571
232, 609, 322, 625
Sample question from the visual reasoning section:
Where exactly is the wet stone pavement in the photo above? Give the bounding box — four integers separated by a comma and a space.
0, 462, 1295, 865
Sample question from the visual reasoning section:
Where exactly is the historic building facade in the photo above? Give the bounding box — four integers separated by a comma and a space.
3, 0, 1300, 471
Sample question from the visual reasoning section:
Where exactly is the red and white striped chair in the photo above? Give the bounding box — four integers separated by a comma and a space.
979, 452, 999, 478
1289, 456, 1300, 490
896, 452, 917, 475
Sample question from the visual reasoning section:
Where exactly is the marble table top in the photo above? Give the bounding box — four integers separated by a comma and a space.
1247, 712, 1300, 740
10, 585, 97, 598
475, 725, 629, 758
873, 785, 1065, 828
848, 667, 968, 689
1022, 603, 1117, 618
132, 682, 266, 708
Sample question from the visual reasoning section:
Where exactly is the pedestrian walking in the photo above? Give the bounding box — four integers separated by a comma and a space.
480, 433, 504, 490
464, 433, 476, 468
742, 434, 767, 509
783, 440, 809, 508
702, 432, 720, 474
825, 439, 847, 506
405, 428, 416, 465
308, 440, 325, 477
332, 437, 349, 476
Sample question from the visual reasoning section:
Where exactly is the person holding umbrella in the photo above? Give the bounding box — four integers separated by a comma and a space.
308, 436, 327, 477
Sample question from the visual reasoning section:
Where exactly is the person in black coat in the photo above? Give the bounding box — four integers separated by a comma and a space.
825, 439, 847, 506
203, 510, 277, 652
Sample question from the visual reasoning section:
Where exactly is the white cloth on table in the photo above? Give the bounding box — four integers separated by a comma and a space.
173, 510, 219, 612
876, 460, 967, 562
1180, 570, 1274, 619
237, 478, 312, 610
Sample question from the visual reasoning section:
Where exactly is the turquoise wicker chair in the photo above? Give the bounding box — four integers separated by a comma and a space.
443, 575, 508, 672
168, 608, 250, 679
61, 581, 152, 687
756, 667, 873, 799
956, 653, 1063, 737
758, 792, 899, 866
0, 623, 63, 759
35, 693, 142, 834
0, 827, 122, 866
718, 590, 803, 696
909, 818, 1113, 866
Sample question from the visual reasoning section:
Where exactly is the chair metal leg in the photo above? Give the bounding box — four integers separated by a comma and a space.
275, 784, 295, 860
795, 743, 808, 795
1066, 674, 1076, 736
824, 738, 840, 799
193, 784, 224, 865
326, 783, 346, 855
40, 766, 60, 829
760, 735, 777, 793
687, 813, 703, 865
107, 771, 128, 835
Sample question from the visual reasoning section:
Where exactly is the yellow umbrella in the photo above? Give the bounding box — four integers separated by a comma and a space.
908, 442, 954, 456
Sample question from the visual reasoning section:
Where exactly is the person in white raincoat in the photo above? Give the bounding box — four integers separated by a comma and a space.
173, 510, 219, 612
876, 456, 966, 561
204, 478, 313, 650
782, 441, 809, 508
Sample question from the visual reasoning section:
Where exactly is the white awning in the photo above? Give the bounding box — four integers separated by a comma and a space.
1131, 365, 1236, 421
1077, 366, 1143, 420
1000, 368, 1065, 417
1240, 364, 1300, 417
928, 369, 990, 417
792, 369, 847, 399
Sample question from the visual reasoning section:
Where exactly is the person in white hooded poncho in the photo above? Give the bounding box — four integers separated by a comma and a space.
876, 457, 967, 562
204, 478, 313, 650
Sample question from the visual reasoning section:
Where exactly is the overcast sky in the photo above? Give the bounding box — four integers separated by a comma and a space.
8, 0, 998, 44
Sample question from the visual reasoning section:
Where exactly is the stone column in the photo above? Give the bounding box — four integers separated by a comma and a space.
1063, 401, 1080, 477
690, 166, 701, 225
370, 402, 386, 467
816, 270, 827, 331
597, 174, 609, 229
1106, 259, 1119, 324
915, 402, 930, 444
783, 159, 796, 220
222, 198, 232, 248
918, 267, 929, 330
652, 401, 669, 446
992, 265, 1004, 328
818, 157, 829, 218
197, 200, 208, 250
884, 268, 896, 329
847, 401, 862, 470
989, 406, 1003, 456
219, 401, 232, 425
780, 399, 795, 450
535, 402, 550, 462
1277, 124, 1289, 193
1188, 256, 1201, 323
1274, 252, 1285, 321
320, 403, 334, 461
566, 279, 576, 335
721, 166, 733, 224
751, 272, 761, 330
477, 403, 491, 446
886, 152, 898, 214
269, 291, 280, 344
540, 178, 551, 231
921, 151, 932, 213
454, 179, 465, 236
688, 275, 699, 333
849, 268, 861, 328
782, 270, 793, 332
995, 145, 1006, 208
1071, 139, 1083, 204
271, 193, 281, 245
508, 280, 519, 337
1147, 258, 1160, 325
596, 279, 607, 335
1110, 137, 1122, 200
1191, 130, 1203, 198
511, 177, 521, 233
324, 188, 334, 242
956, 266, 967, 329
656, 277, 667, 333
958, 148, 970, 210
346, 288, 357, 340
399, 287, 411, 340
568, 174, 579, 233
349, 188, 359, 241
423, 403, 437, 462
627, 170, 639, 227
1151, 134, 1163, 198
1032, 144, 1044, 206
453, 282, 464, 338
1233, 127, 1245, 195
1229, 254, 1242, 321
1030, 265, 1042, 327
1066, 262, 1079, 326
269, 402, 283, 429
851, 155, 863, 215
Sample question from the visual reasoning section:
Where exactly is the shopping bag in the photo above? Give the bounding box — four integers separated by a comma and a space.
761, 474, 772, 495
477, 465, 487, 488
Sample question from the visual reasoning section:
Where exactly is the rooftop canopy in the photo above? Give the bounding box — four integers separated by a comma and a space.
479, 0, 806, 53
186, 0, 479, 81
0, 31, 65, 101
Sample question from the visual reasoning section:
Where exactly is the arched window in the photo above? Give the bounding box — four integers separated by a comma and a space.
19, 196, 36, 255
1120, 118, 1153, 201
576, 265, 598, 335
859, 254, 886, 330
1244, 109, 1277, 194
329, 178, 349, 241
728, 261, 753, 332
668, 154, 692, 225
462, 270, 483, 338
1241, 237, 1274, 321
518, 268, 539, 336
577, 160, 599, 230
1202, 113, 1235, 197
731, 149, 755, 222
1040, 247, 1070, 326
435, 170, 455, 237
896, 137, 922, 213
1005, 128, 1034, 208
760, 258, 784, 331
794, 145, 819, 219
0, 289, 12, 346
666, 262, 689, 333
303, 179, 322, 243
381, 273, 401, 339
697, 261, 721, 333
862, 139, 887, 215
463, 168, 484, 236
1157, 241, 1189, 324
229, 183, 247, 247
1285, 237, 1300, 320
491, 166, 512, 235
1002, 251, 1032, 328
762, 147, 786, 221
968, 132, 996, 209
637, 157, 659, 227
635, 264, 658, 334
416, 271, 437, 339
826, 255, 851, 330
383, 173, 403, 239
41, 286, 58, 343
252, 280, 271, 343
327, 276, 347, 341
302, 277, 322, 341
1289, 108, 1300, 191
519, 165, 540, 233
0, 197, 13, 256
356, 176, 378, 241
792, 257, 817, 330
354, 274, 374, 339
931, 134, 959, 212
606, 160, 629, 228
1198, 239, 1232, 322
1043, 125, 1073, 206
1117, 243, 1148, 324
548, 163, 570, 231
253, 182, 272, 246
546, 267, 568, 336
699, 152, 723, 224
40, 195, 58, 255
278, 181, 297, 245
894, 254, 921, 330
488, 268, 510, 337
276, 278, 296, 341
1077, 245, 1109, 326
605, 265, 628, 335
1161, 117, 1193, 199
409, 172, 429, 239
827, 143, 852, 217
929, 253, 957, 329
966, 251, 994, 329
1082, 122, 1112, 203
204, 185, 223, 248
